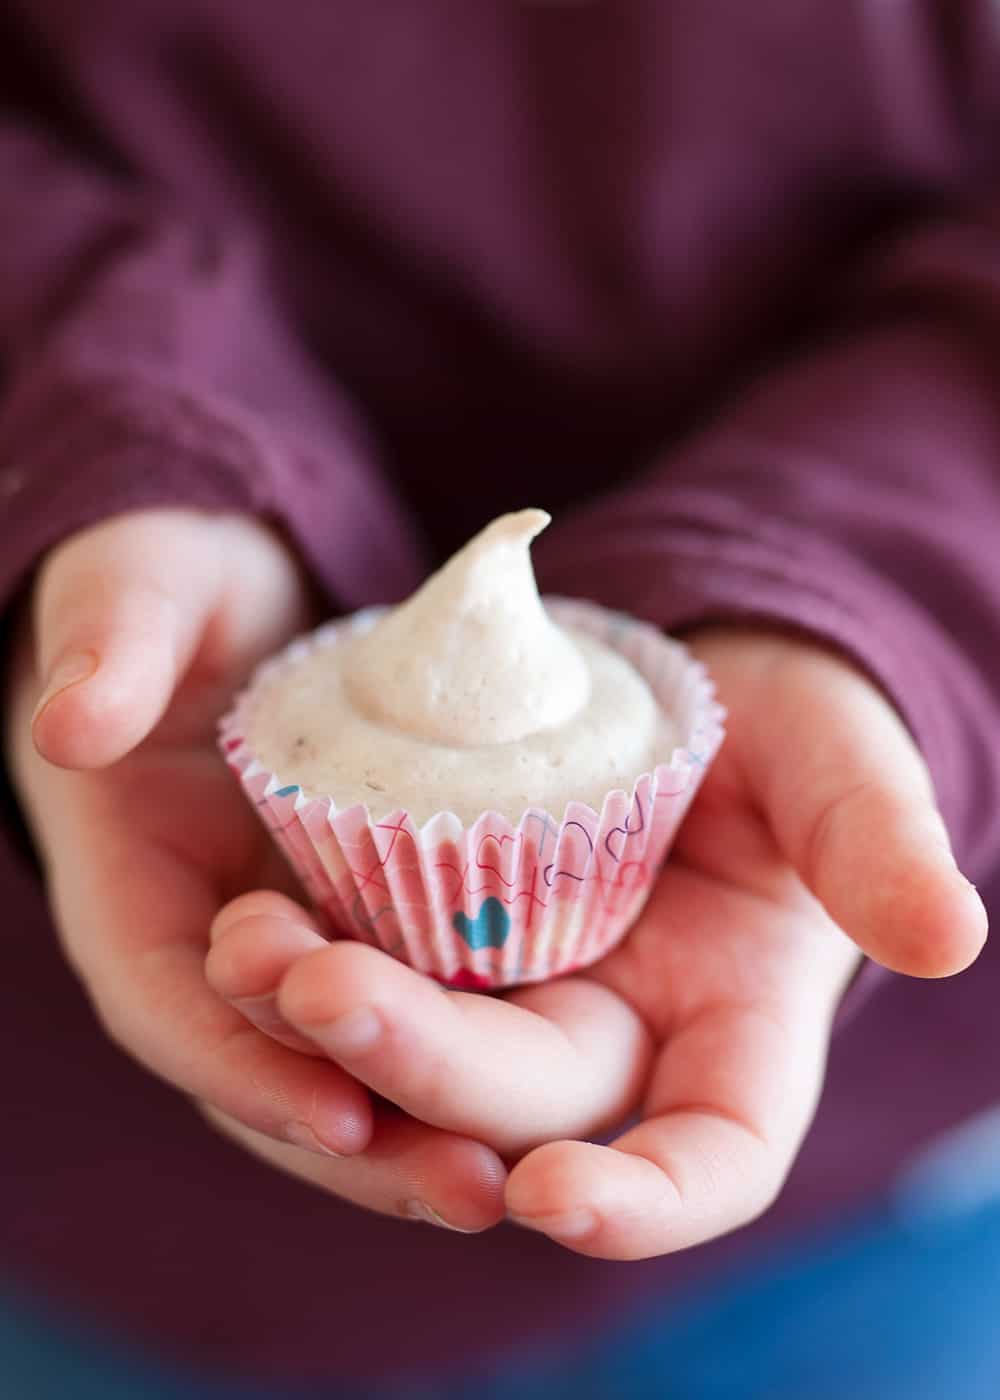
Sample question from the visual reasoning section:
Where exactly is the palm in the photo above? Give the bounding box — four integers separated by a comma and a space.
100, 683, 292, 913
589, 666, 852, 1073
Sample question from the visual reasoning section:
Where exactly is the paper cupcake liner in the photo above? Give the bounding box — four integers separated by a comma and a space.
218, 599, 725, 988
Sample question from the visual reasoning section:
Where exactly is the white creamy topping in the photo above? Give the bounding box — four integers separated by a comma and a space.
249, 510, 673, 825
344, 510, 590, 744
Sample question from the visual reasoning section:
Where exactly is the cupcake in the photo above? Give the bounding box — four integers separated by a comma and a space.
219, 510, 724, 988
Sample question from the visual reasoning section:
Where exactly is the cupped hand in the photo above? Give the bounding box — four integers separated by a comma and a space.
5, 509, 507, 1232
208, 624, 987, 1257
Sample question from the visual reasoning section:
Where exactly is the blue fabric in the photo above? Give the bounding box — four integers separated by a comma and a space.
5, 1199, 1000, 1399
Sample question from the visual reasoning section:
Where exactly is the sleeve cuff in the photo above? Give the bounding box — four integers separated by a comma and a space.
0, 369, 426, 617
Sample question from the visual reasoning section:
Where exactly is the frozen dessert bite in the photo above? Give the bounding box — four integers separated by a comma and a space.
247, 510, 675, 825
220, 509, 723, 987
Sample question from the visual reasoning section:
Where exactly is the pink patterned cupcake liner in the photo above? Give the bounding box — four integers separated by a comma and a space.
218, 598, 725, 988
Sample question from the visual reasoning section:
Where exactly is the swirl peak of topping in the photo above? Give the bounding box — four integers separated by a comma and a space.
344, 509, 591, 745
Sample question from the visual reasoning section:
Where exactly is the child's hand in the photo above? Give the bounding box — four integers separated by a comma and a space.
5, 509, 507, 1232
207, 626, 988, 1256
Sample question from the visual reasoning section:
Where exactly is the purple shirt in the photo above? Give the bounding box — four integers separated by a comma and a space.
2, 1, 1000, 1385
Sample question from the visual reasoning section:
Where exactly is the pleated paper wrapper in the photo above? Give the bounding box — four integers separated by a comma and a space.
218, 599, 725, 989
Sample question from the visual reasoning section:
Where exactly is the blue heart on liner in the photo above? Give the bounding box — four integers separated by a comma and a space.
452, 897, 511, 950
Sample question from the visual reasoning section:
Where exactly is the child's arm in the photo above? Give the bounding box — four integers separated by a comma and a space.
0, 122, 507, 1227
209, 212, 1000, 1249
536, 206, 1000, 909
0, 120, 422, 624
5, 508, 508, 1231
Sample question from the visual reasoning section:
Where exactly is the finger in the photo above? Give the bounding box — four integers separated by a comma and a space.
277, 942, 653, 1155
210, 890, 326, 943
507, 993, 826, 1260
48, 811, 374, 1159
207, 895, 329, 1053
31, 515, 215, 767
769, 659, 986, 978
31, 509, 305, 769
202, 1103, 507, 1233
696, 635, 988, 979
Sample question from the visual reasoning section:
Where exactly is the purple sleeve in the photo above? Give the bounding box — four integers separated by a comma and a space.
0, 124, 423, 616
536, 207, 1000, 1013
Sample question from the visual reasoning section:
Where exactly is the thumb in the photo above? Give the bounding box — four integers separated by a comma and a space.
755, 643, 988, 980
30, 510, 224, 770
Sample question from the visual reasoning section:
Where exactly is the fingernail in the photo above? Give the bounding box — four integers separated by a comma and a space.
232, 994, 290, 1036
312, 1007, 382, 1058
508, 1208, 599, 1241
284, 1121, 346, 1158
403, 1200, 479, 1233
32, 650, 99, 725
